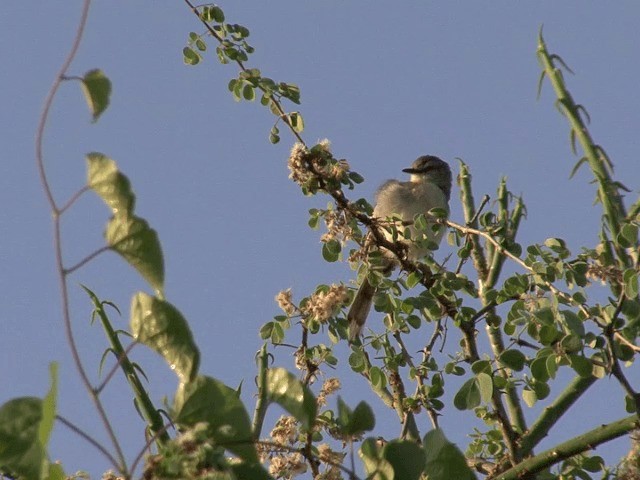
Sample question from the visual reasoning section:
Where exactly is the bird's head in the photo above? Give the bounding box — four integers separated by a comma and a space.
402, 155, 452, 200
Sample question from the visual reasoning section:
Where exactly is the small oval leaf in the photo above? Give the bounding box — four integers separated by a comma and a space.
80, 69, 111, 122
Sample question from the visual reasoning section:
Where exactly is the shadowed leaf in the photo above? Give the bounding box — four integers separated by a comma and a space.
0, 397, 45, 480
424, 429, 476, 480
174, 375, 257, 463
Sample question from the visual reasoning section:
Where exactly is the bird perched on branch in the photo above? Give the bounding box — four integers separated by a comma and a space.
347, 155, 452, 339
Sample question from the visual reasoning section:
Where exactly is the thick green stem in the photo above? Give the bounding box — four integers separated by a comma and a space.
537, 32, 631, 270
519, 374, 596, 457
252, 344, 269, 439
493, 414, 640, 480
85, 287, 169, 445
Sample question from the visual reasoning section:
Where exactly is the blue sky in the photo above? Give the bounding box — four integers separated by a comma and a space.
2, 1, 640, 478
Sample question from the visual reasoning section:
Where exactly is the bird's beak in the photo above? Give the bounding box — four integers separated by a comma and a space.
402, 167, 420, 174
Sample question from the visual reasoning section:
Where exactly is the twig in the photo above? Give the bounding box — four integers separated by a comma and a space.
56, 414, 119, 467
64, 245, 111, 275
35, 0, 128, 472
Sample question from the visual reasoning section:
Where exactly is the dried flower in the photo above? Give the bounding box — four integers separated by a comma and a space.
317, 378, 341, 406
268, 453, 307, 478
302, 284, 350, 324
270, 415, 298, 446
287, 141, 346, 193
276, 288, 297, 316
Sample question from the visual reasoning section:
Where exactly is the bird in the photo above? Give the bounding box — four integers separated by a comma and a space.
347, 155, 452, 339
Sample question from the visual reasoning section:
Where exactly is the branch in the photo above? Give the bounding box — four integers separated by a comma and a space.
493, 414, 640, 480
56, 414, 119, 468
537, 33, 632, 271
518, 374, 596, 457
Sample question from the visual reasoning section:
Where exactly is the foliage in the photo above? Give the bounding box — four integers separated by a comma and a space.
1, 3, 639, 480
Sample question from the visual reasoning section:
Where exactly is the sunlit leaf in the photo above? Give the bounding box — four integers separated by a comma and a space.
266, 368, 317, 430
130, 292, 200, 383
476, 373, 493, 403
87, 152, 136, 216
174, 375, 256, 463
106, 215, 164, 293
523, 387, 537, 407
43, 462, 66, 480
38, 363, 58, 449
80, 69, 111, 122
624, 269, 639, 299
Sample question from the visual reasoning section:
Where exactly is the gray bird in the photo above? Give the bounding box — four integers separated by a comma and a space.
347, 155, 452, 339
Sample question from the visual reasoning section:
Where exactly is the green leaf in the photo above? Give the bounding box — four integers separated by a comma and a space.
568, 354, 592, 378
530, 355, 549, 382
617, 223, 638, 249
195, 38, 207, 52
242, 84, 255, 101
38, 363, 58, 449
349, 401, 376, 435
106, 215, 164, 294
406, 271, 421, 288
423, 429, 477, 480
183, 46, 200, 65
522, 387, 537, 407
322, 239, 341, 262
624, 269, 639, 299
230, 462, 272, 480
266, 368, 317, 430
337, 397, 375, 436
471, 359, 492, 375
349, 171, 365, 184
453, 378, 480, 410
359, 437, 394, 480
289, 112, 304, 133
498, 349, 526, 371
210, 6, 225, 22
44, 462, 66, 480
476, 373, 493, 403
349, 350, 366, 373
383, 440, 426, 480
80, 69, 111, 122
259, 322, 274, 340
0, 397, 46, 480
174, 375, 257, 463
269, 132, 280, 144
130, 292, 200, 383
87, 152, 136, 216
369, 366, 386, 389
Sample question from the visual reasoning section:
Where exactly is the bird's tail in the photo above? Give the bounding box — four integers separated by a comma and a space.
347, 278, 376, 340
